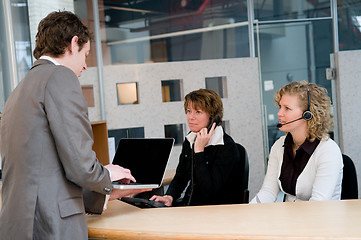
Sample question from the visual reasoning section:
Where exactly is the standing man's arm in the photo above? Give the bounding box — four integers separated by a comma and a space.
44, 67, 111, 194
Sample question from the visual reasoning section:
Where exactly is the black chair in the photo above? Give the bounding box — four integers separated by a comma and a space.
341, 154, 358, 200
236, 143, 249, 203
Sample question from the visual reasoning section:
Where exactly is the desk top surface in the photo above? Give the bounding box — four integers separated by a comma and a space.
87, 198, 361, 240
2, 182, 360, 240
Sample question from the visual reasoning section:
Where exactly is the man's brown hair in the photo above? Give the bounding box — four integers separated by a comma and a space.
33, 11, 91, 59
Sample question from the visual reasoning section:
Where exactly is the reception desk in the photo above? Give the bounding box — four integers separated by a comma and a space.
2, 181, 360, 239
87, 198, 361, 240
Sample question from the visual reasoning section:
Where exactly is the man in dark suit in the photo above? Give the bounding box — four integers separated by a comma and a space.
0, 11, 148, 239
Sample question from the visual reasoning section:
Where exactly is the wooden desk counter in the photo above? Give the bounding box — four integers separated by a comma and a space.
162, 169, 176, 185
87, 199, 361, 240
2, 181, 360, 239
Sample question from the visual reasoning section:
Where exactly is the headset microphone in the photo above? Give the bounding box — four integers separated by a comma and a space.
276, 117, 304, 128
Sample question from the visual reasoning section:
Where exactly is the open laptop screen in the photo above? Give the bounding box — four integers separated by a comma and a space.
112, 138, 174, 185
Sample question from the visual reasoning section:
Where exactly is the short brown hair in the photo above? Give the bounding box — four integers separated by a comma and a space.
184, 89, 223, 125
274, 81, 333, 141
33, 11, 91, 59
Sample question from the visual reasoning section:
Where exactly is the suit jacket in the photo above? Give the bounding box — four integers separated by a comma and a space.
0, 60, 112, 240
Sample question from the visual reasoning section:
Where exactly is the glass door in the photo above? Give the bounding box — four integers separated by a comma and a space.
256, 19, 334, 153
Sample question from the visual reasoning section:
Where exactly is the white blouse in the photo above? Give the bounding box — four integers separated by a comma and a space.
251, 136, 343, 203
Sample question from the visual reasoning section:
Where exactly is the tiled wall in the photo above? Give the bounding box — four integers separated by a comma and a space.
79, 58, 265, 199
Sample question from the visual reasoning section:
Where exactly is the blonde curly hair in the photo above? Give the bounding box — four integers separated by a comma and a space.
274, 81, 333, 142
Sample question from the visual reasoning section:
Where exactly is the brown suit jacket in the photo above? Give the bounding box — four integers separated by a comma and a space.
0, 60, 112, 239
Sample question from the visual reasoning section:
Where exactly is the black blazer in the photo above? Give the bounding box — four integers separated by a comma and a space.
166, 131, 243, 206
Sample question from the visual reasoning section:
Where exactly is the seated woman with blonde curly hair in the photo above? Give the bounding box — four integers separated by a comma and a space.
251, 81, 343, 203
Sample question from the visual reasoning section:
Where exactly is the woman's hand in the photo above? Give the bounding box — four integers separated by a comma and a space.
194, 122, 216, 153
149, 195, 173, 206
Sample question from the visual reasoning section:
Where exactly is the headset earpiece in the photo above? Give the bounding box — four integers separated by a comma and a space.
303, 86, 313, 121
303, 110, 313, 121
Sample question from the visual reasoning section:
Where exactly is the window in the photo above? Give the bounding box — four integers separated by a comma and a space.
116, 82, 139, 105
161, 79, 183, 102
222, 120, 231, 135
205, 76, 228, 98
81, 85, 95, 107
164, 124, 185, 146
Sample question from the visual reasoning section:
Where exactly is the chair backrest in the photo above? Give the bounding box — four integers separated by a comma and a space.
341, 154, 358, 200
236, 143, 249, 203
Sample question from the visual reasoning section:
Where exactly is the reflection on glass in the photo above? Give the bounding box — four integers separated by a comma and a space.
254, 0, 331, 21
338, 2, 361, 51
116, 82, 139, 105
256, 20, 333, 150
108, 127, 145, 149
205, 76, 227, 98
81, 85, 95, 107
101, 0, 249, 64
164, 124, 184, 146
161, 79, 183, 102
1, 0, 32, 107
12, 0, 32, 80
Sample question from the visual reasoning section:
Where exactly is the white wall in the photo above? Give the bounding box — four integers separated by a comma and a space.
335, 50, 361, 197
79, 58, 265, 199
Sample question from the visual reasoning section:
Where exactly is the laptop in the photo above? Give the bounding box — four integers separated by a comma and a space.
111, 138, 174, 190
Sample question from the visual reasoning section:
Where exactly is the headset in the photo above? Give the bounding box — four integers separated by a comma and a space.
302, 86, 313, 121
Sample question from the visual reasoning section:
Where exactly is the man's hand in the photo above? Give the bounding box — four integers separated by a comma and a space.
109, 188, 152, 201
104, 164, 136, 183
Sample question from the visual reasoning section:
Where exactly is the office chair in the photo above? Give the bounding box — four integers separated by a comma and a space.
341, 154, 358, 200
236, 143, 249, 203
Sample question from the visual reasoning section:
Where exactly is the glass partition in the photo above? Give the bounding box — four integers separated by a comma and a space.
0, 0, 32, 111
11, 0, 32, 81
256, 19, 334, 149
254, 0, 331, 21
99, 0, 250, 64
338, 1, 361, 51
